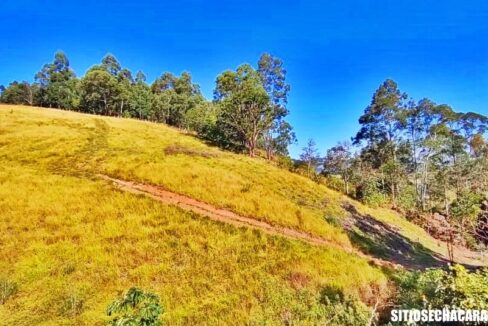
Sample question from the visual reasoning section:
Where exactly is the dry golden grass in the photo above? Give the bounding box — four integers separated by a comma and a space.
0, 104, 464, 324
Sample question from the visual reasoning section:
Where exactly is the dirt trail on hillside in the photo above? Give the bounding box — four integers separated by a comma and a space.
99, 175, 485, 270
99, 175, 353, 248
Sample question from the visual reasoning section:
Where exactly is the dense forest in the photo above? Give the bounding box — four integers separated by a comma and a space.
2, 51, 488, 251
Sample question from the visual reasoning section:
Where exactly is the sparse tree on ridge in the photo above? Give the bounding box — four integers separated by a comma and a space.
300, 138, 321, 178
323, 142, 354, 195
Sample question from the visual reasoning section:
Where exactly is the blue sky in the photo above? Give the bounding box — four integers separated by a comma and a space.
1, 1, 488, 157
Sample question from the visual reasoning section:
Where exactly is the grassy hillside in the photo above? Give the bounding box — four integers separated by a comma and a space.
0, 105, 481, 324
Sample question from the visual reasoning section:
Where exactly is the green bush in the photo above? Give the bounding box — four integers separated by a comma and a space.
397, 185, 417, 211
106, 288, 163, 326
318, 288, 371, 326
323, 175, 345, 193
276, 155, 294, 171
451, 191, 483, 225
250, 280, 371, 325
355, 177, 390, 208
395, 265, 488, 310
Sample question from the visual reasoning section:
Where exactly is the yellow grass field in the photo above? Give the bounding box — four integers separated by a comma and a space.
0, 104, 478, 324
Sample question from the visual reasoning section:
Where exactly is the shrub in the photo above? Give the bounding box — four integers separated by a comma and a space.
106, 288, 163, 326
276, 155, 294, 171
250, 281, 372, 325
451, 191, 483, 226
397, 185, 417, 211
395, 265, 488, 311
318, 287, 371, 326
356, 178, 389, 208
323, 175, 344, 193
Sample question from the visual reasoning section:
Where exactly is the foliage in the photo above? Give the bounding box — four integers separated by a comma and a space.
183, 101, 219, 136
257, 53, 294, 159
128, 77, 152, 119
80, 69, 122, 115
395, 265, 488, 311
450, 191, 484, 241
250, 282, 371, 325
323, 142, 353, 194
213, 64, 271, 156
396, 184, 417, 211
0, 81, 35, 105
450, 191, 483, 224
107, 288, 163, 325
318, 294, 371, 326
299, 138, 321, 178
323, 79, 488, 245
356, 176, 389, 208
34, 51, 79, 109
212, 54, 294, 157
150, 72, 203, 127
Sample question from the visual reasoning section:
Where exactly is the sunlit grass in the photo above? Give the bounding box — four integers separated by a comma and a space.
0, 104, 456, 324
0, 160, 386, 324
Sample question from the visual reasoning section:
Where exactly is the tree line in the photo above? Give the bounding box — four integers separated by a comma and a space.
0, 51, 295, 159
301, 79, 487, 248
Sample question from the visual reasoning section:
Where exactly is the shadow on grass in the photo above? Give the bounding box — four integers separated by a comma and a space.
341, 203, 476, 270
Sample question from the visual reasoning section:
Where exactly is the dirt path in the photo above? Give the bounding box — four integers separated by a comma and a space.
99, 175, 401, 268
99, 175, 485, 270
99, 175, 351, 249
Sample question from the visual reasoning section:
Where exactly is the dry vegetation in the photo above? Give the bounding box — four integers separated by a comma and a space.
0, 105, 481, 324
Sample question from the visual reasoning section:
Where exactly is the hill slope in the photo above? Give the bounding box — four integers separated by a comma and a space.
0, 105, 483, 324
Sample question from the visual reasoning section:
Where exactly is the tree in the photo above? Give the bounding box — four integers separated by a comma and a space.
101, 54, 122, 76
214, 62, 281, 156
323, 142, 353, 194
450, 191, 484, 240
151, 72, 203, 127
354, 79, 407, 205
0, 81, 35, 105
257, 53, 294, 159
214, 64, 270, 156
79, 54, 138, 117
183, 101, 219, 137
211, 54, 293, 157
115, 68, 133, 117
262, 120, 296, 158
107, 287, 163, 325
135, 70, 147, 84
34, 51, 78, 109
79, 70, 122, 115
346, 78, 488, 246
300, 138, 321, 178
129, 72, 152, 119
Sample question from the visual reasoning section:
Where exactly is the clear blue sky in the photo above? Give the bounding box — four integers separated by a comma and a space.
1, 1, 488, 157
